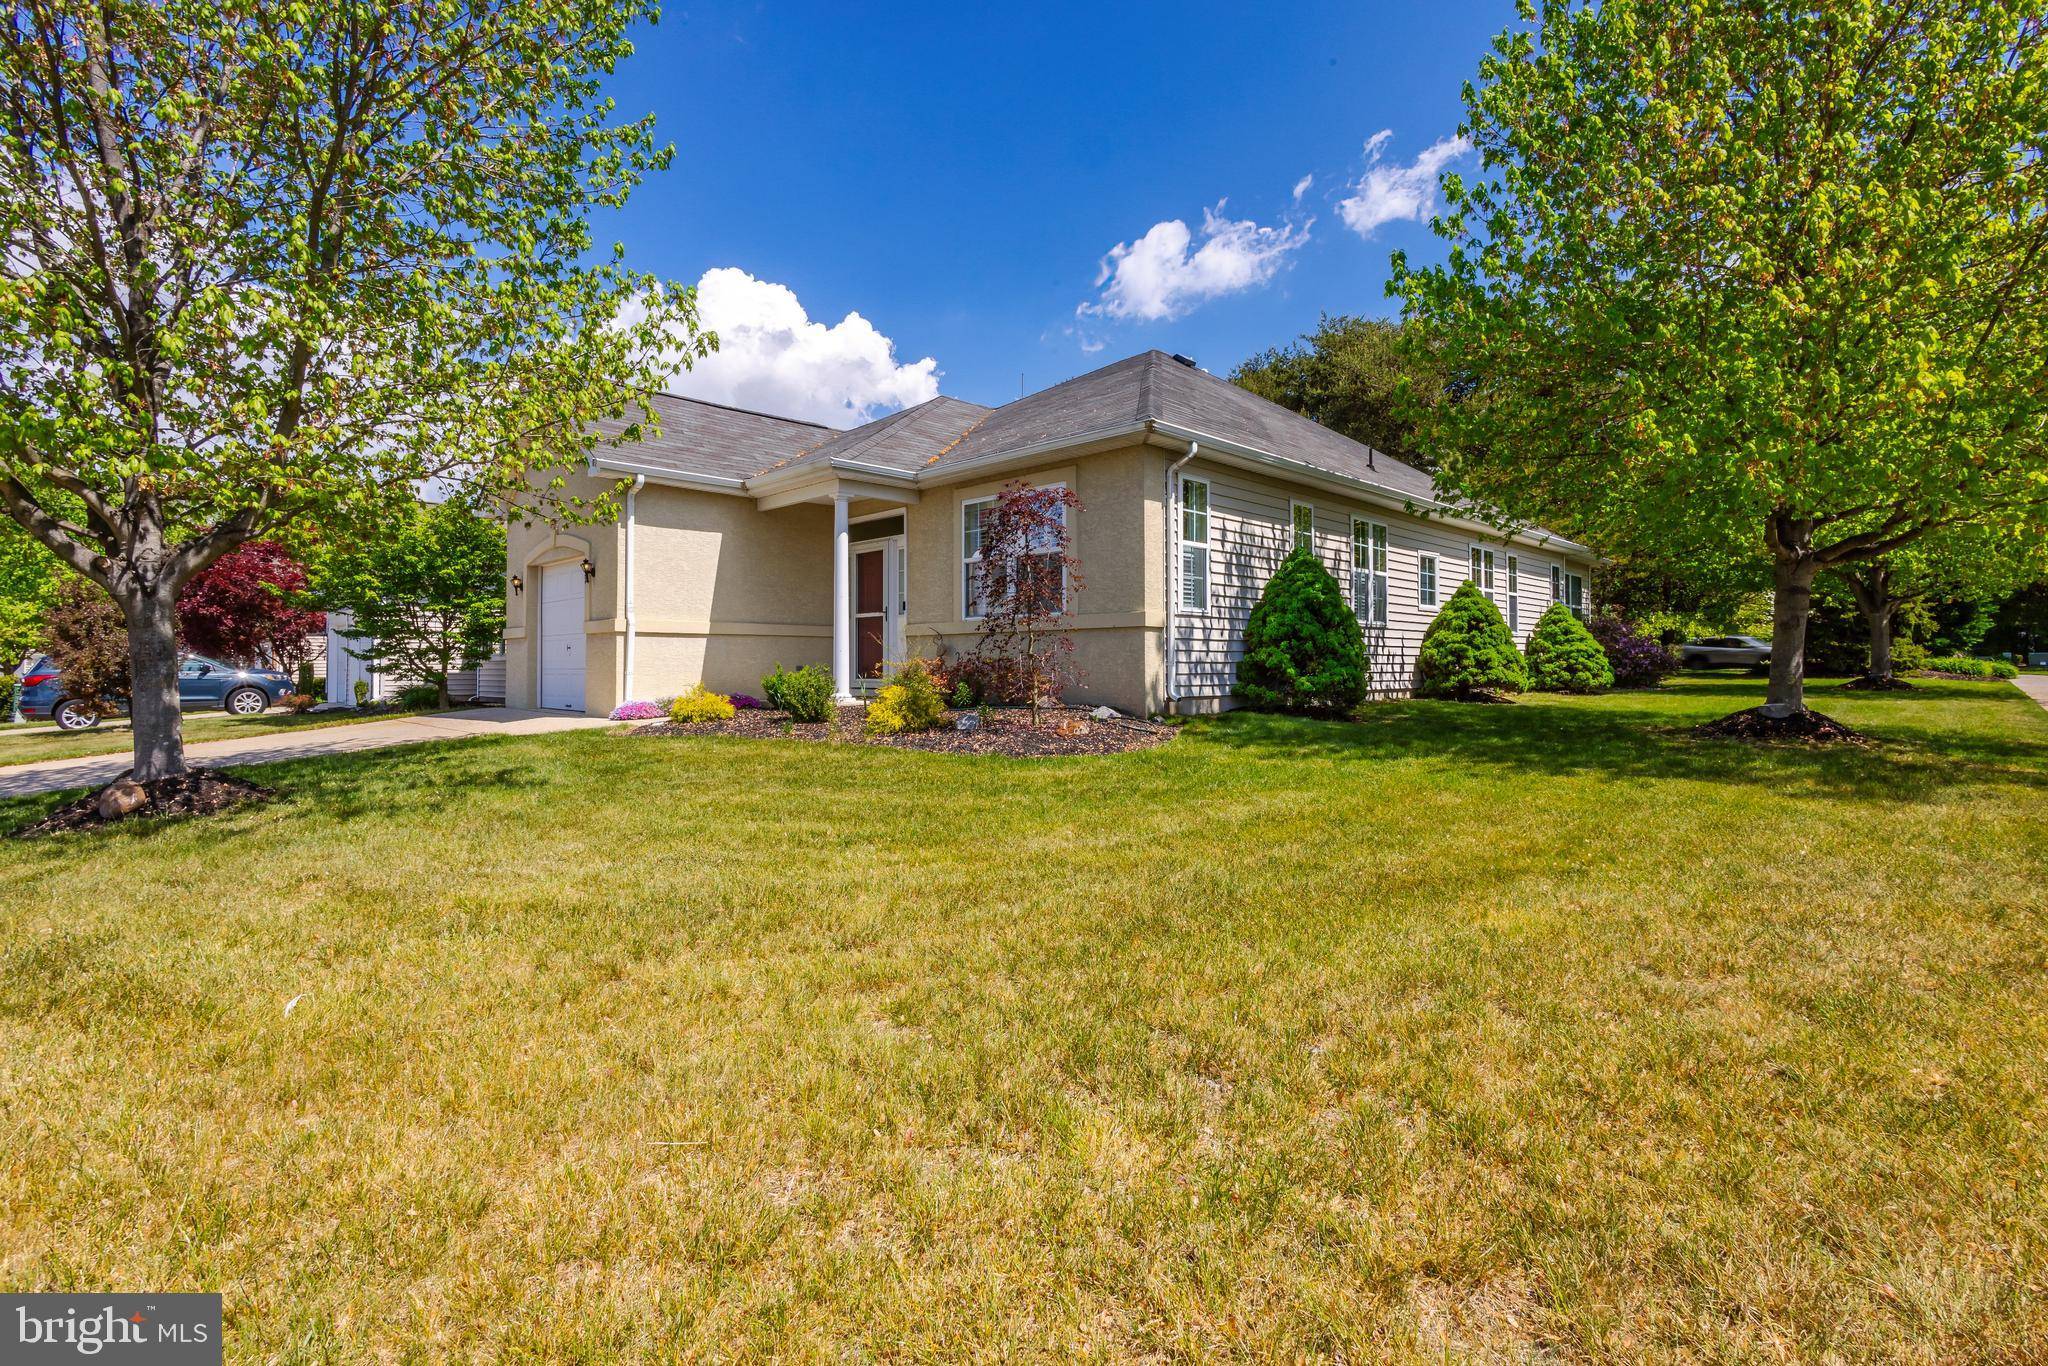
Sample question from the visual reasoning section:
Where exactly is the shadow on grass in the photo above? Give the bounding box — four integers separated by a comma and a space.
1189, 694, 2048, 802
0, 737, 545, 845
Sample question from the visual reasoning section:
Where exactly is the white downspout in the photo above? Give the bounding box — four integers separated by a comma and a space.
623, 473, 645, 702
1164, 439, 1198, 712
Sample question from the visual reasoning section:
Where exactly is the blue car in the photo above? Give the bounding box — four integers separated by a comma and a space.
16, 653, 297, 731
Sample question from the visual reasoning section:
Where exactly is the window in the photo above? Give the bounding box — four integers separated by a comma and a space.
1468, 545, 1496, 594
1506, 555, 1520, 634
1418, 553, 1439, 607
1564, 572, 1587, 619
1351, 519, 1388, 624
1180, 477, 1210, 612
1291, 501, 1315, 554
1550, 564, 1563, 603
962, 488, 1069, 619
962, 496, 993, 617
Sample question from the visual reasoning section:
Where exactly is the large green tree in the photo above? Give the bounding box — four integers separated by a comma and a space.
0, 1, 705, 782
1231, 315, 1449, 472
1834, 523, 2044, 682
313, 496, 504, 708
0, 516, 59, 669
1394, 2, 2048, 724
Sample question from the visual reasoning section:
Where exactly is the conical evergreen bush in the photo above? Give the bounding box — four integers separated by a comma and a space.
1233, 546, 1370, 715
1524, 601, 1614, 692
1415, 580, 1528, 699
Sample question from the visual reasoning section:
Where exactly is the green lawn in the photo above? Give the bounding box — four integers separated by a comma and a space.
3, 677, 2045, 1359
0, 705, 440, 767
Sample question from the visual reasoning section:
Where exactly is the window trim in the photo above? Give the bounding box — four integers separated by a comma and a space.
1468, 543, 1497, 596
961, 485, 1070, 621
1550, 564, 1563, 603
1351, 517, 1388, 625
1290, 500, 1315, 555
1506, 554, 1520, 634
1564, 571, 1587, 619
1179, 476, 1211, 613
1418, 553, 1439, 608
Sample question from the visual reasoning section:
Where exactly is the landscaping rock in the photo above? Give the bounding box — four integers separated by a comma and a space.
17, 770, 272, 839
96, 779, 147, 819
954, 713, 981, 731
1090, 705, 1119, 720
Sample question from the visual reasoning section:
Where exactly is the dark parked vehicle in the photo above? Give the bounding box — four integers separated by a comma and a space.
1677, 635, 1773, 668
18, 654, 296, 731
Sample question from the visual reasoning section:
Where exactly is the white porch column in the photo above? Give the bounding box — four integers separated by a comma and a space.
831, 493, 855, 702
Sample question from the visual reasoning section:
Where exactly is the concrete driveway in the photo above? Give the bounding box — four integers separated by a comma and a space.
0, 708, 616, 799
2013, 674, 2048, 713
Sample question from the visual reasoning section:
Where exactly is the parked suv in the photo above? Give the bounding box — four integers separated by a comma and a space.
19, 654, 296, 731
1677, 636, 1773, 669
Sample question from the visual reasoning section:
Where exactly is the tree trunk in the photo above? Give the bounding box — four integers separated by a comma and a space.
1763, 515, 1820, 717
123, 587, 187, 782
1843, 563, 1895, 682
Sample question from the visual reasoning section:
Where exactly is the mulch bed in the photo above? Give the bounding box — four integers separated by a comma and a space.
1694, 706, 1870, 744
13, 769, 273, 840
1838, 675, 1915, 691
630, 704, 1176, 757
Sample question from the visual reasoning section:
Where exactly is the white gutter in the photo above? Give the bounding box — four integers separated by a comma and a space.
1164, 440, 1199, 709
589, 455, 747, 495
622, 473, 645, 701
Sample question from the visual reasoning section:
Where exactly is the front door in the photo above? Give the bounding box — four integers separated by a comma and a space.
854, 548, 887, 678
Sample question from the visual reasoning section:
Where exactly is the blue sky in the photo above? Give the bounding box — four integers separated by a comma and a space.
600, 2, 1510, 425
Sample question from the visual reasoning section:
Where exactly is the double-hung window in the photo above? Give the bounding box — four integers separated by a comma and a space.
1469, 546, 1496, 596
1418, 553, 1439, 607
1179, 477, 1210, 612
961, 496, 994, 617
1351, 519, 1388, 624
1564, 572, 1587, 619
1506, 555, 1521, 633
1291, 501, 1315, 554
1550, 564, 1563, 604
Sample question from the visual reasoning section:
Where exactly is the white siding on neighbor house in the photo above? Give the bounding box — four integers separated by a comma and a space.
1169, 461, 1583, 702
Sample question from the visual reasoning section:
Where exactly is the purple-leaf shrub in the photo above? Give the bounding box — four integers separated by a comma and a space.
1588, 614, 1677, 688
729, 693, 765, 709
609, 700, 666, 721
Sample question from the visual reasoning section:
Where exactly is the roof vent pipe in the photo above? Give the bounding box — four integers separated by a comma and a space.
1169, 353, 1198, 369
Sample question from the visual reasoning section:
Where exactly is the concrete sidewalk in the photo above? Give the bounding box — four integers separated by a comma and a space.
0, 708, 616, 799
2013, 675, 2048, 713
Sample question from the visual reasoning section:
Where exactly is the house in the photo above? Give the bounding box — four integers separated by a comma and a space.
503, 351, 1595, 716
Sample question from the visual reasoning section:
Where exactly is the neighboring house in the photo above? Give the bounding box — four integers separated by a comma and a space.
323, 610, 507, 704
503, 350, 1596, 717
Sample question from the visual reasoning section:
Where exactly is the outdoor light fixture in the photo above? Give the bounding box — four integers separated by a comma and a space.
510, 574, 524, 596
581, 557, 596, 582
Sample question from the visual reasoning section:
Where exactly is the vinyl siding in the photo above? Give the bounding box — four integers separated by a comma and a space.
1170, 460, 1590, 702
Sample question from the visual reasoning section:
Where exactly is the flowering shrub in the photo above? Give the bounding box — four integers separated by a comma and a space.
865, 659, 946, 735
669, 684, 737, 723
1588, 613, 1677, 688
609, 700, 665, 721
730, 693, 765, 709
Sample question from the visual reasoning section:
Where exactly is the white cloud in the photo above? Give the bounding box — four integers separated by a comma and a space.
1292, 173, 1314, 203
1079, 202, 1311, 324
645, 267, 938, 428
1337, 131, 1471, 238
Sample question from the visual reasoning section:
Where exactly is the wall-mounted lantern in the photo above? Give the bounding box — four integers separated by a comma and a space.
510, 573, 524, 596
581, 557, 596, 583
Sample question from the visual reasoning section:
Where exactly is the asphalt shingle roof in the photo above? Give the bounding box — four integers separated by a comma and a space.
594, 392, 831, 482
594, 352, 1439, 505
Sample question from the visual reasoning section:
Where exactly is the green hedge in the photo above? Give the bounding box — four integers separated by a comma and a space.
1524, 602, 1614, 693
1921, 655, 2019, 680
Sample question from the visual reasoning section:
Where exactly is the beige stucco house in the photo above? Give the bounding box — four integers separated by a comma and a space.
504, 350, 1596, 717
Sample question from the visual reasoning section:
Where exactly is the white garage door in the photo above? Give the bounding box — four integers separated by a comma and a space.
538, 562, 587, 712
